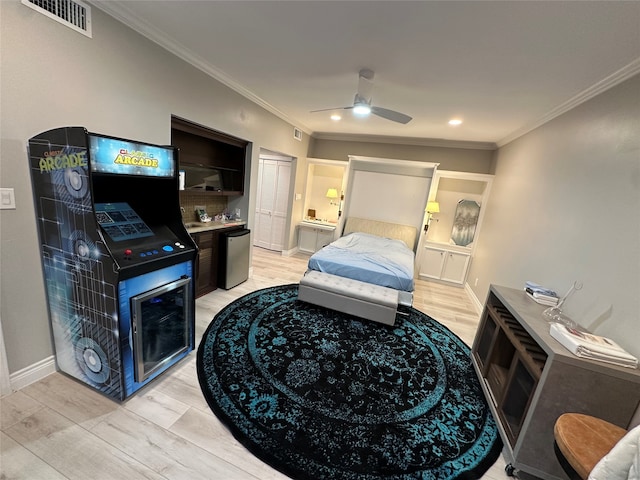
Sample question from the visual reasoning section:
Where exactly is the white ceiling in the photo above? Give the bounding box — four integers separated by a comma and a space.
93, 1, 640, 147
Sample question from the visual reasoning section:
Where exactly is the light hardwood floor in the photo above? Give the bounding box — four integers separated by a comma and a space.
1, 247, 509, 479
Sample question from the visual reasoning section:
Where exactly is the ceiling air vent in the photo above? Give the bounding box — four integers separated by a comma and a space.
22, 0, 92, 38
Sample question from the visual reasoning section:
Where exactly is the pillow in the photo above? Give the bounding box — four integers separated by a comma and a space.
588, 425, 640, 480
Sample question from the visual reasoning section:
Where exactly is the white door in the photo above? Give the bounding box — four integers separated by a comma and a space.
441, 252, 471, 284
297, 225, 317, 254
255, 157, 291, 251
315, 229, 335, 251
419, 247, 446, 279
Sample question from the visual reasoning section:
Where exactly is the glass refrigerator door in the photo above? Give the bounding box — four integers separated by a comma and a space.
131, 277, 191, 382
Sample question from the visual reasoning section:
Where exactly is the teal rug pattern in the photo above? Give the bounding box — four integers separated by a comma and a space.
197, 284, 502, 480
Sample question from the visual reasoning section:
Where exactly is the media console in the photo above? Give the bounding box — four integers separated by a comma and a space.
471, 285, 640, 479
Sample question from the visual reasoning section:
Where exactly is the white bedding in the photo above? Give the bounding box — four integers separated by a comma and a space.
589, 425, 640, 480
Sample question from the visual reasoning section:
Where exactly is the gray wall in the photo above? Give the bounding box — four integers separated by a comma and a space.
0, 1, 309, 373
309, 138, 495, 174
469, 74, 640, 358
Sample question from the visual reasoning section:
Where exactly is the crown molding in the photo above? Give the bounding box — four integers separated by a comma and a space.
312, 132, 497, 151
497, 57, 640, 147
90, 1, 313, 136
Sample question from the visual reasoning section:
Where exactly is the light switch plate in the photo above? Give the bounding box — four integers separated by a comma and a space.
0, 188, 16, 209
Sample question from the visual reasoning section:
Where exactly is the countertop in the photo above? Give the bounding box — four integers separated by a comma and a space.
185, 220, 246, 234
423, 240, 472, 253
298, 220, 337, 230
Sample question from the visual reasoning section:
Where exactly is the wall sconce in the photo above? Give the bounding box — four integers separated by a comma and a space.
326, 188, 339, 205
424, 201, 440, 233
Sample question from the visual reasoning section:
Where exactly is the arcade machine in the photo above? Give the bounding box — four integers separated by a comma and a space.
28, 126, 197, 401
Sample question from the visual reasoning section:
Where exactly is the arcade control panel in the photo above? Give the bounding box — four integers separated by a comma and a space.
117, 237, 191, 266
95, 202, 193, 267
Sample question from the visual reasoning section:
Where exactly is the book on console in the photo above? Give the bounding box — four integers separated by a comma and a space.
549, 323, 638, 369
525, 290, 559, 306
525, 287, 558, 301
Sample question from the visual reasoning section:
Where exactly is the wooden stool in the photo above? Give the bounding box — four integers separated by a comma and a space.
554, 413, 627, 480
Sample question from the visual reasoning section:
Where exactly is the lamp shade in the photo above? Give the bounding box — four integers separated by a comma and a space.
326, 188, 339, 199
426, 201, 440, 213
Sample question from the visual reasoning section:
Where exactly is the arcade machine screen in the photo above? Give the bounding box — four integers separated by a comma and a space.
88, 135, 175, 177
94, 202, 154, 242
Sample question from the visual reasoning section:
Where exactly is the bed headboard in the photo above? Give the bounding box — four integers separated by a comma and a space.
342, 217, 418, 250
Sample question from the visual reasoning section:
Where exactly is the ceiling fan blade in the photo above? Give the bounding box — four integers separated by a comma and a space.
371, 106, 412, 124
310, 106, 350, 113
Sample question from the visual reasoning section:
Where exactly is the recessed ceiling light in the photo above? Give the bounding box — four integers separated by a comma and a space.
330, 114, 341, 121
448, 119, 463, 126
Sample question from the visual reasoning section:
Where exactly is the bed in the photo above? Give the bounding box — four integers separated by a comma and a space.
298, 217, 418, 326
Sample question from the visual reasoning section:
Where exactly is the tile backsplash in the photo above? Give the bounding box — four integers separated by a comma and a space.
179, 192, 227, 222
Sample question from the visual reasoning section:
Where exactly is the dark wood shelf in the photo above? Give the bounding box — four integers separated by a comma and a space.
171, 115, 248, 196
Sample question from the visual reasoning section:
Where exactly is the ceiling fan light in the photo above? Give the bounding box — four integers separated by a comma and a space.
353, 104, 371, 116
330, 114, 342, 121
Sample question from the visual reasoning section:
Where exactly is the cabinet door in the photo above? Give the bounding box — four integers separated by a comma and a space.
473, 312, 498, 374
440, 251, 470, 284
500, 353, 538, 445
194, 232, 217, 297
419, 247, 446, 279
298, 227, 317, 254
315, 229, 334, 251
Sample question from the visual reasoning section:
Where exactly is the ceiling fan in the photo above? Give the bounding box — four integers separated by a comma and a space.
311, 69, 412, 124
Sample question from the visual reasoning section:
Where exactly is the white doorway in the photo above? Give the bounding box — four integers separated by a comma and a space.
254, 153, 293, 251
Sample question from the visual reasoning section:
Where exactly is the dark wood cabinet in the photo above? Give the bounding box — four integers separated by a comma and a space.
472, 285, 640, 480
193, 231, 218, 297
192, 226, 247, 298
171, 115, 248, 196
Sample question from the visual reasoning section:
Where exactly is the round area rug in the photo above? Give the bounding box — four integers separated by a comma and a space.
197, 284, 502, 480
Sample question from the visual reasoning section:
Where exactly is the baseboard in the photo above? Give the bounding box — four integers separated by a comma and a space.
281, 247, 299, 257
464, 282, 483, 315
9, 355, 56, 392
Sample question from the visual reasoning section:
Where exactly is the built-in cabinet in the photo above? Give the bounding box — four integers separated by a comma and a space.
171, 115, 248, 196
418, 170, 493, 287
297, 222, 336, 254
472, 285, 640, 479
419, 243, 470, 285
302, 158, 346, 224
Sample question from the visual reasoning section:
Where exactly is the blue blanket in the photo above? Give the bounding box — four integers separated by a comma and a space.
308, 232, 415, 292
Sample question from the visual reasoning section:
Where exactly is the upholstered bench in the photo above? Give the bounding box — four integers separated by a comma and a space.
298, 270, 404, 326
